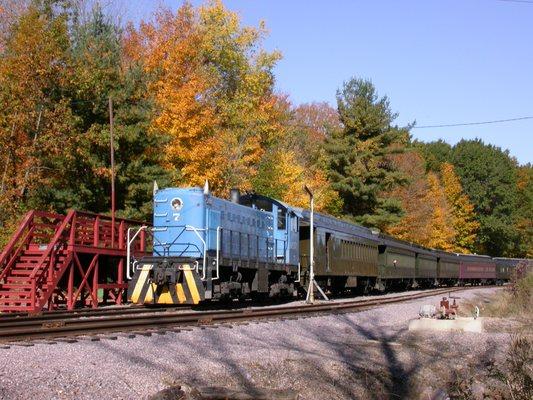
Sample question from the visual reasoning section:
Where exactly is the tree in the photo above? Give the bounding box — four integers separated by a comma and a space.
441, 162, 479, 253
130, 0, 282, 197
385, 151, 433, 244
452, 139, 520, 256
50, 4, 170, 220
424, 172, 456, 251
0, 2, 73, 232
515, 165, 533, 257
290, 101, 342, 164
414, 139, 453, 172
325, 77, 410, 229
0, 3, 170, 229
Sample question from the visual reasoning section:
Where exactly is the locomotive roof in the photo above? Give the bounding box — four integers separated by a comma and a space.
239, 193, 304, 218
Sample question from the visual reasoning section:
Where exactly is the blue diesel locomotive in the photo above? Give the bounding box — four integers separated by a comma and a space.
128, 187, 301, 304
128, 186, 528, 306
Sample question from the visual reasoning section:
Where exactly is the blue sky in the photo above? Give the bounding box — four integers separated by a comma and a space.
120, 0, 532, 164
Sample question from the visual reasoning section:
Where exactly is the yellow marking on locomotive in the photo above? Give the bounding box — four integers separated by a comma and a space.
176, 283, 186, 303
130, 266, 151, 303
144, 283, 156, 303
184, 268, 200, 304
157, 286, 174, 304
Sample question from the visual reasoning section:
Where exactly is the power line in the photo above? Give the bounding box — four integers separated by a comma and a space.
413, 116, 533, 129
496, 0, 533, 4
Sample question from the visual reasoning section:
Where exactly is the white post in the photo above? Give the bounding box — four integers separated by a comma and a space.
304, 185, 328, 303
305, 186, 315, 304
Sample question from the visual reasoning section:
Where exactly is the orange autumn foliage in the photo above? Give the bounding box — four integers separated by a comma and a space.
386, 151, 456, 251
441, 162, 479, 252
125, 1, 282, 196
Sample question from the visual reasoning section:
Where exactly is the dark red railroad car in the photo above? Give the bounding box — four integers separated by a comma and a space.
458, 254, 496, 281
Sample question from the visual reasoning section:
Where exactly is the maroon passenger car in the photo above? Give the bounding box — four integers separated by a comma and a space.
458, 254, 496, 282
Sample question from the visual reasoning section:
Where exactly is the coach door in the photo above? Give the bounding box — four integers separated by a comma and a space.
273, 205, 288, 263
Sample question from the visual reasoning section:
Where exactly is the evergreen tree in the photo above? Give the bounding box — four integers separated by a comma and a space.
326, 78, 410, 229
28, 4, 170, 220
515, 164, 533, 257
451, 139, 520, 256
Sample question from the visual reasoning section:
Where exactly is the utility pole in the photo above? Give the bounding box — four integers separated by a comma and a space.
109, 97, 116, 247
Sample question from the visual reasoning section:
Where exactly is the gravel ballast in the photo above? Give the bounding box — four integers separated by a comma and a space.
0, 287, 512, 399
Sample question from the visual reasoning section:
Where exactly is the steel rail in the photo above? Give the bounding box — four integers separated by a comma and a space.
0, 286, 491, 343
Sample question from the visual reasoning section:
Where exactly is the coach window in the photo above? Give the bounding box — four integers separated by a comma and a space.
277, 208, 286, 230
291, 215, 298, 232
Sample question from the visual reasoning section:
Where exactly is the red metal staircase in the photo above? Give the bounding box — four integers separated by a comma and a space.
0, 210, 149, 313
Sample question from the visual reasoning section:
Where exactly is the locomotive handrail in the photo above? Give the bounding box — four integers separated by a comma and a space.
126, 225, 165, 279
213, 226, 221, 281
126, 225, 148, 280
185, 225, 207, 280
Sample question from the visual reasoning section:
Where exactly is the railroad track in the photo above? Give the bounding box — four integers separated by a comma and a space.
0, 286, 495, 344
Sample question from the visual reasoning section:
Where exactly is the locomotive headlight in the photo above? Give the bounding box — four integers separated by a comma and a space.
171, 197, 183, 211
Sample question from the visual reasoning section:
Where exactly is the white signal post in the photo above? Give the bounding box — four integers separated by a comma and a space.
304, 185, 329, 304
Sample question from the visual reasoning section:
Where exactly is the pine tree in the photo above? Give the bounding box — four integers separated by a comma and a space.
24, 4, 170, 221
441, 162, 479, 253
325, 78, 410, 229
515, 165, 533, 257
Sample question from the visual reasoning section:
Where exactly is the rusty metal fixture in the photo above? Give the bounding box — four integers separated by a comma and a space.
438, 294, 460, 319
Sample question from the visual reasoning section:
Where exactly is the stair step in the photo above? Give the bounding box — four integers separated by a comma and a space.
14, 263, 41, 268
11, 270, 37, 276
18, 256, 44, 262
9, 267, 38, 272
0, 298, 31, 307
25, 248, 47, 255
1, 283, 32, 288
5, 276, 32, 282
0, 289, 32, 295
0, 305, 34, 312
0, 296, 32, 302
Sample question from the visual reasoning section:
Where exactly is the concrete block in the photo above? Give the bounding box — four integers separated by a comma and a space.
408, 317, 483, 333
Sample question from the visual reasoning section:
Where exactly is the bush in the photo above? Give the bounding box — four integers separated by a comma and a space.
506, 261, 533, 314
490, 335, 533, 400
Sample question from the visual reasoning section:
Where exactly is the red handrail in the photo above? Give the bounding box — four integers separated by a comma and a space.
29, 210, 75, 281
0, 225, 36, 282
0, 211, 34, 272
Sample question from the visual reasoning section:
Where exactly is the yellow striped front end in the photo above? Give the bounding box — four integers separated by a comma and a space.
128, 264, 205, 305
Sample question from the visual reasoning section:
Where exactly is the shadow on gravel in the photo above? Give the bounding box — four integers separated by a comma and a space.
93, 312, 500, 400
